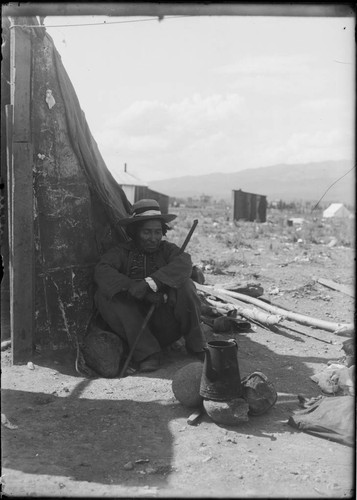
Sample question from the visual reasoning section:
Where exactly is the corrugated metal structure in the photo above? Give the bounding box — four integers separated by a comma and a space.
232, 189, 267, 222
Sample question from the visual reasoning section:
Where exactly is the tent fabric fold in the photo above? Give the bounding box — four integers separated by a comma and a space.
52, 40, 132, 236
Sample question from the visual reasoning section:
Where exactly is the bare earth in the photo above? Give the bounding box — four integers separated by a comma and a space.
1, 207, 355, 498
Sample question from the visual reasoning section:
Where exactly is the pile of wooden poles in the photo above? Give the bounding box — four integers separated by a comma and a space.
195, 282, 354, 340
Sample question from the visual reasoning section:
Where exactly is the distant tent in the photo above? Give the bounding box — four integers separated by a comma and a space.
322, 203, 352, 219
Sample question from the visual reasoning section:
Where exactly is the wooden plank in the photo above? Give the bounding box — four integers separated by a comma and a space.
10, 142, 34, 363
10, 26, 32, 142
5, 105, 13, 250
2, 105, 13, 342
317, 278, 354, 298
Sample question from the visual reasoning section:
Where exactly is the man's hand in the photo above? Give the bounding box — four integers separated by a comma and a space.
144, 291, 168, 305
128, 280, 149, 300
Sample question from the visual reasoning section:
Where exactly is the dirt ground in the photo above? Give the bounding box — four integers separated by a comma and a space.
1, 207, 355, 498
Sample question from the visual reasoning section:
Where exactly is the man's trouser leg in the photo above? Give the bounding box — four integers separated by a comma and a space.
173, 279, 206, 352
149, 304, 182, 348
94, 291, 161, 363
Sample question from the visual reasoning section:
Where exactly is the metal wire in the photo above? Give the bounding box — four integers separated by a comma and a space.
9, 15, 189, 29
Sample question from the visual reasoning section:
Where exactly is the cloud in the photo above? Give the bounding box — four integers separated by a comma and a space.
105, 100, 172, 135
94, 85, 353, 181
97, 93, 246, 151
215, 54, 311, 77
259, 129, 354, 166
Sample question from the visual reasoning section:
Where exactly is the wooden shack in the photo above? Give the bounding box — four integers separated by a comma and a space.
146, 189, 170, 214
111, 165, 169, 213
1, 16, 132, 362
232, 189, 267, 222
111, 164, 148, 204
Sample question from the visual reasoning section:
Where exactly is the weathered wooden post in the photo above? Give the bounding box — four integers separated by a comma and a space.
8, 19, 34, 363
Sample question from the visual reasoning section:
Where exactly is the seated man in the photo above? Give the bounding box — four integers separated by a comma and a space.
94, 199, 206, 373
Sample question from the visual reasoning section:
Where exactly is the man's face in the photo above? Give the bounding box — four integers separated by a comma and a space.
136, 219, 163, 253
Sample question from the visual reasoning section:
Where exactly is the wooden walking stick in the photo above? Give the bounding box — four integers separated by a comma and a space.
119, 219, 199, 378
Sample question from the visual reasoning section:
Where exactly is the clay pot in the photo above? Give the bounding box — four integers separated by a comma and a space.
172, 362, 204, 408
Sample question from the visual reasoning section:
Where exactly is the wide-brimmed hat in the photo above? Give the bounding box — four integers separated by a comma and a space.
118, 199, 177, 226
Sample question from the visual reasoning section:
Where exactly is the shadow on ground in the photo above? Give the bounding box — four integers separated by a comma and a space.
2, 385, 179, 487
2, 323, 342, 488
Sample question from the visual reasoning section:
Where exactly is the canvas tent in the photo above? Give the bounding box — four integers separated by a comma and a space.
1, 16, 132, 362
322, 203, 352, 219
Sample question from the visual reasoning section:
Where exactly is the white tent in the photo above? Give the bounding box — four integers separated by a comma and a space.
323, 203, 353, 219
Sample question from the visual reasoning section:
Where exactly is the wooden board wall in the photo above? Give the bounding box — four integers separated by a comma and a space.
9, 23, 34, 363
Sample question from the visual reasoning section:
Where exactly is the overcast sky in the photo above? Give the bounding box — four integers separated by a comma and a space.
45, 12, 355, 183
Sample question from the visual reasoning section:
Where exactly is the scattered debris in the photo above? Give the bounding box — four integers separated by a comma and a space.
1, 414, 18, 430
317, 278, 354, 298
287, 218, 305, 226
1, 340, 11, 351
145, 464, 174, 475
187, 408, 203, 426
208, 315, 251, 333
310, 364, 354, 395
216, 281, 264, 298
123, 461, 134, 470
327, 238, 338, 248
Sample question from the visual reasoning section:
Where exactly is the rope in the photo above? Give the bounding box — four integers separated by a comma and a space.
311, 165, 355, 212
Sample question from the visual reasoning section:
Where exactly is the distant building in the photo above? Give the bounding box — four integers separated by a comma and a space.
146, 188, 170, 214
323, 203, 353, 219
111, 164, 147, 204
200, 194, 212, 207
111, 164, 169, 213
232, 189, 267, 222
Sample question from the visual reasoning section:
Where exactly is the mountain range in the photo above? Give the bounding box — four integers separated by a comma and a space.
149, 160, 355, 205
